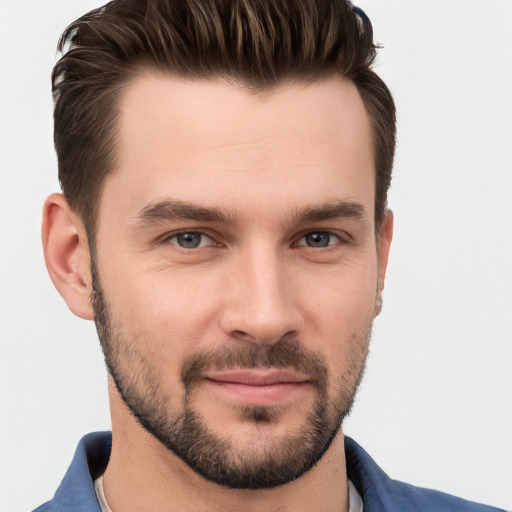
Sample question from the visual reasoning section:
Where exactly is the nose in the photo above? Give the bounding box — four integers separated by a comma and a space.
219, 245, 303, 345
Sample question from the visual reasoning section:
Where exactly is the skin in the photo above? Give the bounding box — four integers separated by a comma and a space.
42, 74, 393, 511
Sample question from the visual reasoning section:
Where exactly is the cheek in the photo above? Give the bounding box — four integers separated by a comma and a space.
100, 268, 226, 407
105, 256, 212, 317
302, 261, 378, 330
101, 264, 227, 361
298, 261, 377, 371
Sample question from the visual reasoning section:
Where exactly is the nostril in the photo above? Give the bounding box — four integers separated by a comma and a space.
229, 329, 299, 346
231, 330, 254, 342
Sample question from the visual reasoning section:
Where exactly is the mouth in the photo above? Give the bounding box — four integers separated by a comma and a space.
203, 369, 311, 405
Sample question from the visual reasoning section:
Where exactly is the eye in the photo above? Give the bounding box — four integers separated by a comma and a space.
166, 231, 214, 249
296, 231, 340, 248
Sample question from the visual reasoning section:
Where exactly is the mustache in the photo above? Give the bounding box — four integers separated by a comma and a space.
180, 338, 328, 391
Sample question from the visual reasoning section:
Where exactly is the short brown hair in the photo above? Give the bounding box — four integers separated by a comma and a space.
52, 0, 396, 235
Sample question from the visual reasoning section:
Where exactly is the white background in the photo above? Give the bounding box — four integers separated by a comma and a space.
1, 0, 511, 510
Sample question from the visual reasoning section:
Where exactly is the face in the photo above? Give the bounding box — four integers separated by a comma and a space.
91, 75, 390, 489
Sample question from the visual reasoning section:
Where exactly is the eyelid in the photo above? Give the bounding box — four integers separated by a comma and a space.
160, 229, 218, 248
293, 230, 347, 247
158, 228, 350, 249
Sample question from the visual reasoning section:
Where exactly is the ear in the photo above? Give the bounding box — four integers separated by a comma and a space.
42, 193, 94, 320
377, 209, 394, 285
374, 209, 394, 316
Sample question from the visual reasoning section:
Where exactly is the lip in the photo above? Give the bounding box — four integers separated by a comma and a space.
205, 369, 309, 385
203, 369, 310, 405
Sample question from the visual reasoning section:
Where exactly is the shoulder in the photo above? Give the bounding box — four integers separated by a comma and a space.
32, 503, 59, 512
31, 432, 112, 512
344, 436, 506, 512
384, 479, 506, 512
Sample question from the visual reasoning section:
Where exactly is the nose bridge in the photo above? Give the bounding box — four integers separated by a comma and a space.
221, 240, 301, 344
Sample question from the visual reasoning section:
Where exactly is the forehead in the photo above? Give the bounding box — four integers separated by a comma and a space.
101, 73, 375, 227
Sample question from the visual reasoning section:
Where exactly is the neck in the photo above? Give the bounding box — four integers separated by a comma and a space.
103, 380, 349, 512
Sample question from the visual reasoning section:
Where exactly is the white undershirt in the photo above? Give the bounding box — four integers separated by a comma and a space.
94, 475, 363, 512
94, 476, 112, 512
348, 479, 364, 512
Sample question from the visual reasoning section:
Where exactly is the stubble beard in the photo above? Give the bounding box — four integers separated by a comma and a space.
90, 257, 373, 490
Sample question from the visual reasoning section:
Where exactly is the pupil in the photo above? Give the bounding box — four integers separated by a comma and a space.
307, 232, 330, 247
178, 233, 201, 248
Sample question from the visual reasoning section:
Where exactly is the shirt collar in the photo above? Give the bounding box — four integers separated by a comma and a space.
42, 432, 390, 512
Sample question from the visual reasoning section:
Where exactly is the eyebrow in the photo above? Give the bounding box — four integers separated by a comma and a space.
132, 199, 239, 226
289, 200, 366, 225
132, 198, 367, 228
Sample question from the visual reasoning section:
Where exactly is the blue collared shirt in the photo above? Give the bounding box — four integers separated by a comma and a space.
33, 432, 506, 511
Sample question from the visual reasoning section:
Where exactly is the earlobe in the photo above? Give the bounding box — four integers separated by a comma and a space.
42, 193, 94, 320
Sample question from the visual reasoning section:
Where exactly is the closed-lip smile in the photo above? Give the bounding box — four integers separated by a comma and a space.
202, 369, 311, 405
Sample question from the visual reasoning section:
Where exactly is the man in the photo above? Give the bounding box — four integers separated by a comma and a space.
33, 0, 506, 510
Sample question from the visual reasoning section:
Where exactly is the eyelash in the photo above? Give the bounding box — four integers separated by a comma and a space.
160, 230, 217, 249
160, 229, 347, 251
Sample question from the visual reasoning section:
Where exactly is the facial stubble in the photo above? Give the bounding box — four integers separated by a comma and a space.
90, 256, 373, 490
